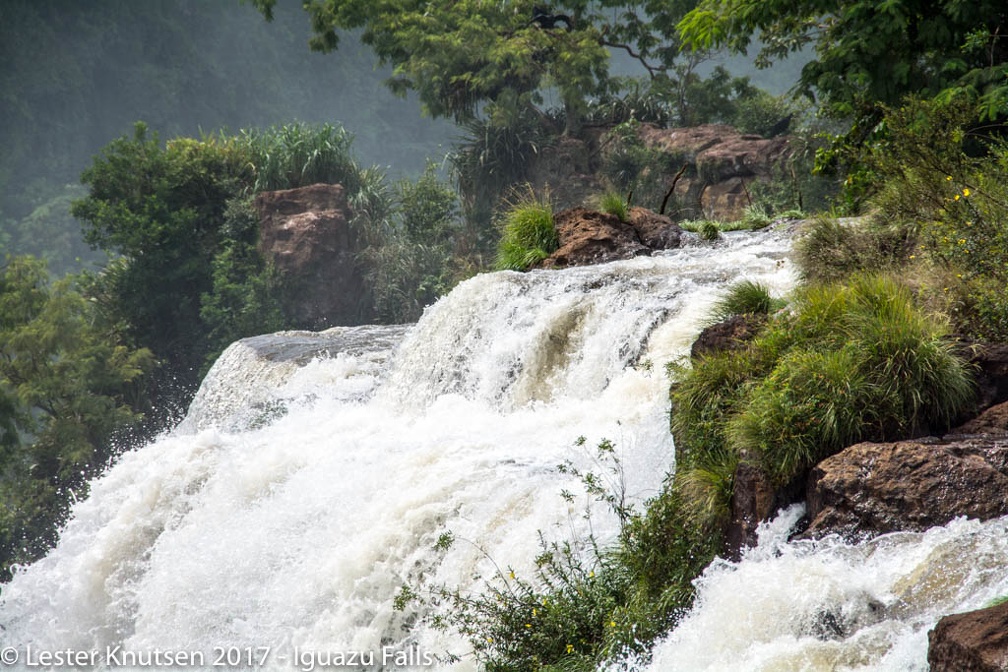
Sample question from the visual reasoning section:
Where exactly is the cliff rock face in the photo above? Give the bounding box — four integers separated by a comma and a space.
636, 124, 792, 221
527, 124, 793, 222
538, 206, 682, 268
928, 600, 1008, 672
255, 183, 370, 327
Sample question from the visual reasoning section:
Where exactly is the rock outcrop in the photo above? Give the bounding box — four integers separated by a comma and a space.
803, 401, 1008, 539
255, 183, 370, 327
928, 600, 1008, 672
538, 206, 683, 269
690, 313, 767, 360
526, 123, 793, 222
635, 124, 792, 222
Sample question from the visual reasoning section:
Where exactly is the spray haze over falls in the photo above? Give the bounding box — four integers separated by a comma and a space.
2, 228, 1003, 671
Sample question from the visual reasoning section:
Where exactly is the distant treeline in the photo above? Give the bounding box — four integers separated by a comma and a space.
0, 0, 452, 274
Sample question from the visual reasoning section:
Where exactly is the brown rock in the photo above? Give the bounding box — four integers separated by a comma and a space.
255, 183, 370, 327
539, 207, 650, 268
928, 600, 1008, 672
954, 399, 1008, 436
725, 460, 778, 558
690, 313, 766, 360
626, 206, 682, 250
804, 438, 1008, 539
971, 343, 1008, 413
633, 123, 792, 221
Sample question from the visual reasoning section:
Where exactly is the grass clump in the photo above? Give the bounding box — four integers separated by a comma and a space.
594, 190, 630, 222
679, 218, 722, 241
673, 272, 975, 505
709, 279, 785, 323
495, 189, 559, 271
793, 215, 911, 284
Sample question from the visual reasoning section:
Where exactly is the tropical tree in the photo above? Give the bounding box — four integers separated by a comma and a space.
248, 0, 708, 134
677, 0, 1008, 122
0, 255, 153, 578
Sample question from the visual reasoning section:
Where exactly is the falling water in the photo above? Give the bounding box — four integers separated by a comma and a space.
639, 509, 1008, 672
7, 225, 993, 671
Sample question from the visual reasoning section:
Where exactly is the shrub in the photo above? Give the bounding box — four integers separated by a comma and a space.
672, 273, 975, 499
793, 215, 912, 284
495, 189, 559, 271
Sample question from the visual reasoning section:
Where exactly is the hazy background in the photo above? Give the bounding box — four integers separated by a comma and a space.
0, 0, 455, 272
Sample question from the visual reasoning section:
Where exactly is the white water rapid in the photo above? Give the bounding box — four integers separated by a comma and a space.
4, 226, 998, 672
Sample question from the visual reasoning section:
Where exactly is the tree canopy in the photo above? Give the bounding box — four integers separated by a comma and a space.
677, 0, 1008, 120
249, 0, 705, 132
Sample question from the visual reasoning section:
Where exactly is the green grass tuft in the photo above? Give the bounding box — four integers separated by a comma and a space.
595, 190, 630, 222
710, 280, 785, 323
495, 189, 559, 271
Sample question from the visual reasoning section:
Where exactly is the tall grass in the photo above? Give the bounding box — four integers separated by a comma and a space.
495, 188, 559, 271
240, 122, 362, 194
594, 190, 630, 222
709, 280, 784, 323
672, 272, 975, 498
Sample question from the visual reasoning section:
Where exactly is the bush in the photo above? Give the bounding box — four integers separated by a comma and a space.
672, 273, 975, 500
495, 189, 559, 271
709, 280, 784, 323
793, 215, 912, 284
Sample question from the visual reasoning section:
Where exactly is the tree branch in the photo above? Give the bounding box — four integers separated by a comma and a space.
600, 39, 666, 79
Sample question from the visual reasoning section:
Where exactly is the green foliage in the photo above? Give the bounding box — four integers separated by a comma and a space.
679, 0, 1008, 122
252, 0, 706, 132
854, 97, 1008, 340
239, 122, 361, 194
403, 438, 718, 670
452, 109, 553, 247
496, 191, 559, 271
199, 198, 287, 363
709, 280, 783, 322
71, 123, 253, 387
356, 163, 463, 323
594, 191, 630, 223
3, 185, 107, 276
0, 256, 153, 578
672, 273, 975, 498
793, 216, 912, 284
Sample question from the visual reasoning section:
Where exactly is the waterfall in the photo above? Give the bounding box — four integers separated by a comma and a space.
0, 229, 798, 670
639, 509, 1008, 672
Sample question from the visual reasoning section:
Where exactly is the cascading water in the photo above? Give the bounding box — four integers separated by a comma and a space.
7, 224, 992, 672
638, 509, 1008, 672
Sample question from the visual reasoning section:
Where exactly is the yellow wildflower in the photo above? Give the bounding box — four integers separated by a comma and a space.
566, 644, 574, 654
963, 187, 971, 197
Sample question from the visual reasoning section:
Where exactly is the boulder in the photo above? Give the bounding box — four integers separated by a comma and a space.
803, 436, 1008, 539
255, 183, 370, 327
539, 207, 650, 268
724, 460, 778, 558
928, 600, 1008, 672
970, 342, 1008, 414
627, 206, 682, 250
690, 313, 767, 360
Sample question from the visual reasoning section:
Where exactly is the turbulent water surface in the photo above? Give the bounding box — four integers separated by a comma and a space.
2, 227, 1000, 671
